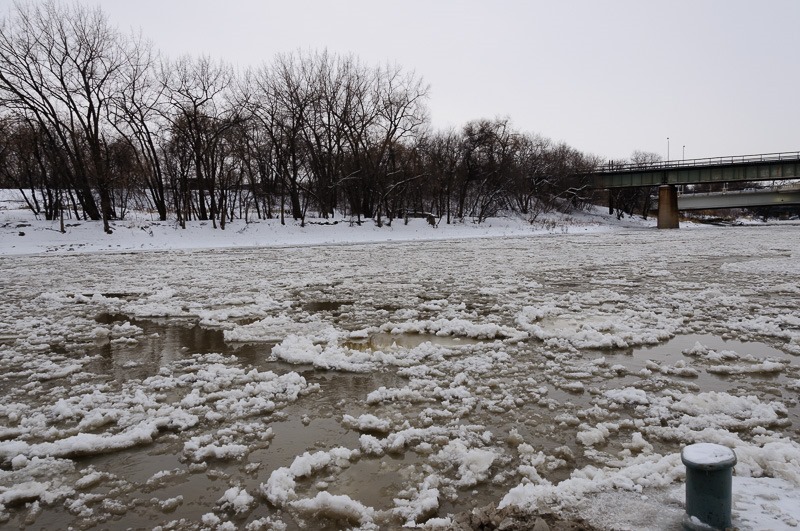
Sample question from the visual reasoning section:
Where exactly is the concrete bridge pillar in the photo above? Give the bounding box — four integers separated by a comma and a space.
657, 184, 680, 229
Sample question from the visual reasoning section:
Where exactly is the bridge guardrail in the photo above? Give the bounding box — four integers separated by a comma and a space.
594, 151, 800, 174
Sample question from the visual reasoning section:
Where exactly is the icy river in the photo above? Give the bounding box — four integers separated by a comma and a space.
1, 225, 799, 530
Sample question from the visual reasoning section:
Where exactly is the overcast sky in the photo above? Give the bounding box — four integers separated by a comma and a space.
5, 0, 799, 161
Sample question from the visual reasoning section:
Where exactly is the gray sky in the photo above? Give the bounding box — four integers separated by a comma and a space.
6, 0, 800, 160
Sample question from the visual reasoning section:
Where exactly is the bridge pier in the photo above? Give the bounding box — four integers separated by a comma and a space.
657, 184, 680, 229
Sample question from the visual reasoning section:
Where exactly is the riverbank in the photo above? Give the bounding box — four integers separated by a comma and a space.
1, 189, 660, 256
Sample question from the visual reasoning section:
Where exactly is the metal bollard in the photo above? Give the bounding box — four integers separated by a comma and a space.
681, 443, 737, 530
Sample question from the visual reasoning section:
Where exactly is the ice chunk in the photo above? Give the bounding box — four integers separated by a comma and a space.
342, 414, 391, 434
290, 491, 375, 526
218, 486, 254, 515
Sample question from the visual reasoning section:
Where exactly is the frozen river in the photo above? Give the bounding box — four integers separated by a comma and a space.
1, 225, 799, 529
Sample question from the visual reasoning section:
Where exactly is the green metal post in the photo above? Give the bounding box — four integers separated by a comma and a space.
682, 443, 737, 530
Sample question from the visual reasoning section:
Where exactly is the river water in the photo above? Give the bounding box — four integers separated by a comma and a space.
0, 225, 798, 529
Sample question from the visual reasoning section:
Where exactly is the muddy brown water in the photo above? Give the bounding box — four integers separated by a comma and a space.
2, 228, 799, 529
17, 316, 795, 530
3, 313, 797, 529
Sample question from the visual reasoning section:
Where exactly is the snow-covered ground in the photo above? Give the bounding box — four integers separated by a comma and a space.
1, 191, 799, 530
0, 189, 658, 256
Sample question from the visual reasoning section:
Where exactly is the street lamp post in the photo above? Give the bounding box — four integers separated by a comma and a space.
667, 137, 670, 162
683, 145, 686, 162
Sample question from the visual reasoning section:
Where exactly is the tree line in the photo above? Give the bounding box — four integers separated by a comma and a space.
0, 1, 601, 233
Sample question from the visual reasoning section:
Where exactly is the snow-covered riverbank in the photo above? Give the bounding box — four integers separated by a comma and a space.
1, 188, 662, 256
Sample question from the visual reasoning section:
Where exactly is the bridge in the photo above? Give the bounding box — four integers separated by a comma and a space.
678, 184, 800, 211
589, 151, 800, 228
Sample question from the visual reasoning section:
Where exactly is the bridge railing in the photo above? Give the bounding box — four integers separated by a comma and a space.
594, 151, 800, 174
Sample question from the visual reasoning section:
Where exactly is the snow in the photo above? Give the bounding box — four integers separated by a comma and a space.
261, 447, 359, 505
682, 443, 736, 467
0, 187, 654, 257
290, 491, 376, 527
432, 439, 498, 487
392, 479, 441, 526
1, 189, 800, 529
183, 437, 249, 462
604, 387, 650, 405
342, 414, 392, 433
0, 419, 166, 461
156, 495, 183, 512
217, 486, 254, 515
733, 476, 800, 529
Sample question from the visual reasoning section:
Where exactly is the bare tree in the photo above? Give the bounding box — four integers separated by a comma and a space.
245, 53, 312, 224
0, 118, 63, 220
298, 51, 357, 219
630, 150, 661, 219
454, 118, 518, 222
609, 150, 662, 219
367, 63, 429, 226
0, 1, 131, 232
419, 130, 461, 223
160, 54, 237, 228
505, 133, 550, 220
111, 34, 169, 220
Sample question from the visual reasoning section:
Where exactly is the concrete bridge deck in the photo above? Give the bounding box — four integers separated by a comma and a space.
592, 152, 800, 189
677, 186, 800, 210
